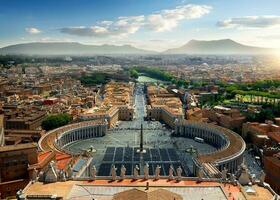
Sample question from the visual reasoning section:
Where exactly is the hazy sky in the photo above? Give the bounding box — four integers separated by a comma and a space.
1, 0, 280, 51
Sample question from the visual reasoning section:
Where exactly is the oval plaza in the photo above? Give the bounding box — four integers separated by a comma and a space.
39, 82, 246, 178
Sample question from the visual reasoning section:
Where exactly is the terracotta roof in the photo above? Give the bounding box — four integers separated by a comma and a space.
28, 151, 55, 170
55, 152, 72, 170
38, 151, 53, 163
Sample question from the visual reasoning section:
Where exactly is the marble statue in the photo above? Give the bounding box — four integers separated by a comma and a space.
16, 189, 25, 200
91, 165, 97, 180
168, 165, 174, 180
259, 170, 266, 186
133, 165, 140, 179
230, 173, 237, 183
236, 162, 246, 178
67, 165, 73, 179
111, 165, 117, 181
144, 163, 149, 180
198, 168, 204, 180
61, 171, 66, 182
44, 161, 58, 183
120, 165, 126, 180
251, 174, 256, 184
221, 167, 228, 180
38, 171, 44, 182
155, 165, 161, 180
31, 168, 38, 182
176, 166, 182, 181
238, 165, 251, 185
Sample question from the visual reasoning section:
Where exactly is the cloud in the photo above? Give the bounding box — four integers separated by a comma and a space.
25, 27, 41, 34
39, 37, 73, 42
149, 39, 165, 42
147, 4, 212, 32
61, 15, 144, 37
61, 26, 110, 37
217, 16, 280, 28
60, 4, 211, 37
258, 34, 280, 40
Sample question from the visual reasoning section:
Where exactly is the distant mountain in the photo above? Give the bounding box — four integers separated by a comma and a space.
164, 39, 274, 55
0, 39, 276, 56
0, 42, 155, 55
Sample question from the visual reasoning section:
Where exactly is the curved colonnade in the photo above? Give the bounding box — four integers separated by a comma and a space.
39, 119, 245, 174
175, 121, 246, 173
38, 120, 107, 153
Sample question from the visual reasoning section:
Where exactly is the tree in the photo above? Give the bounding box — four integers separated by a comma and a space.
41, 113, 73, 131
129, 69, 139, 79
80, 73, 107, 85
131, 66, 188, 88
244, 108, 275, 123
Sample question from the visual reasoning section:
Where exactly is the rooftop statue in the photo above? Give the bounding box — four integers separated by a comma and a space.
120, 165, 126, 180
176, 166, 182, 181
168, 165, 174, 180
144, 163, 149, 180
155, 165, 161, 180
111, 165, 117, 181
133, 165, 140, 179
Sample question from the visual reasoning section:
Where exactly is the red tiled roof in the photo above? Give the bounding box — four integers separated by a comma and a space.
267, 132, 280, 143
31, 151, 72, 170
38, 151, 53, 163
55, 152, 72, 170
